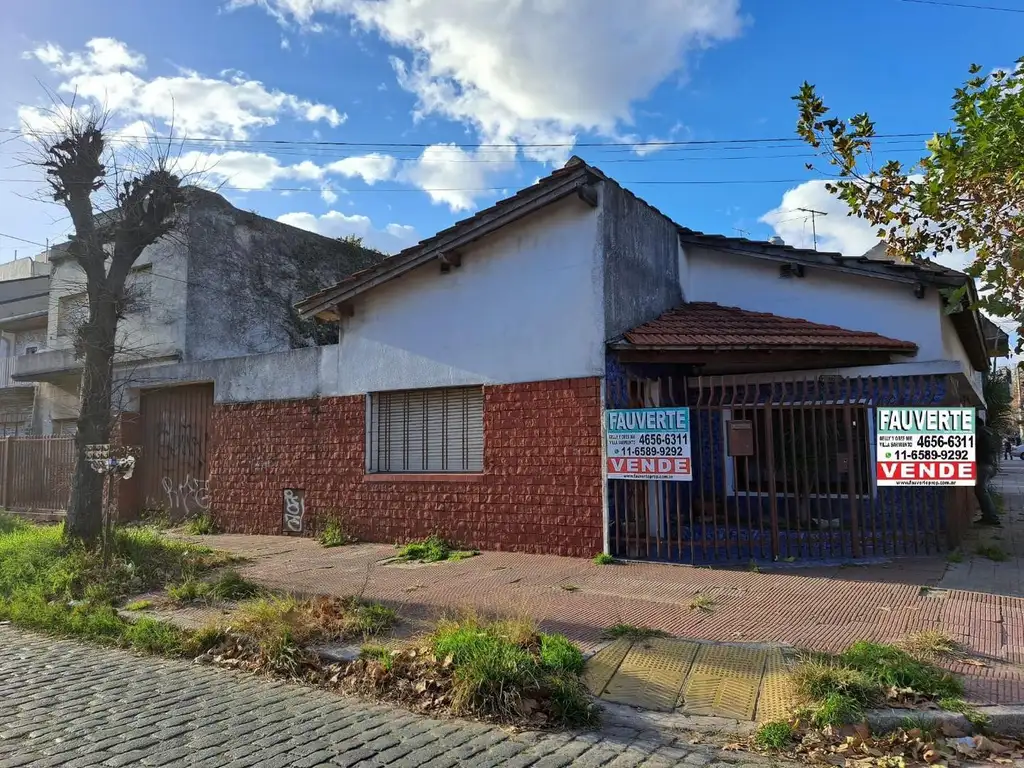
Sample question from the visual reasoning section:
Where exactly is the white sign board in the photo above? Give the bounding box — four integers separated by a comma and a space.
876, 407, 976, 487
606, 407, 692, 481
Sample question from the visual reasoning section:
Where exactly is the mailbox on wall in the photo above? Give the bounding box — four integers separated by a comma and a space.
727, 420, 754, 457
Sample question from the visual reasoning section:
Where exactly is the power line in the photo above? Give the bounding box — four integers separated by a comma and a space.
898, 0, 1024, 11
0, 126, 937, 150
0, 177, 824, 192
0, 231, 46, 247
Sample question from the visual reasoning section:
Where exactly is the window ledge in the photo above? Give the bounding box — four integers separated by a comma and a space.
363, 473, 486, 483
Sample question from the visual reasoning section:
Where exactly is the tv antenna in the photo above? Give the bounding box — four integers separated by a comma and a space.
796, 208, 828, 250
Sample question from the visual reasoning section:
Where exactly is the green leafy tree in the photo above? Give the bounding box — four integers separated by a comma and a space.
794, 61, 1024, 345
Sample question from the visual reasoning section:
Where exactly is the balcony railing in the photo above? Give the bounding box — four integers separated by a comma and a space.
0, 357, 33, 389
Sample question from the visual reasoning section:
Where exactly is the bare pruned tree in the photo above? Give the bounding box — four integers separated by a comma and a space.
24, 103, 186, 544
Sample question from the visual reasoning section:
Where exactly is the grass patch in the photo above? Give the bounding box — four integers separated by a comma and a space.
592, 553, 616, 565
0, 520, 223, 657
689, 593, 716, 613
901, 630, 965, 661
0, 511, 28, 535
947, 550, 964, 564
430, 614, 596, 726
754, 720, 794, 750
602, 623, 669, 641
792, 641, 964, 727
167, 569, 263, 605
124, 599, 152, 611
182, 511, 218, 536
976, 544, 1008, 562
395, 535, 478, 563
226, 595, 397, 675
318, 518, 356, 548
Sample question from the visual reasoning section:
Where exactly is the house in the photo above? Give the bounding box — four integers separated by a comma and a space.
109, 158, 1002, 563
9, 187, 383, 511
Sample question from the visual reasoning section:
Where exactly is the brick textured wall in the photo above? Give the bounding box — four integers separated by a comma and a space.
209, 377, 604, 557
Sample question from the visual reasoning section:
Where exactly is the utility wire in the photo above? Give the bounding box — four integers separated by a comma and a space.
0, 126, 937, 150
898, 0, 1024, 11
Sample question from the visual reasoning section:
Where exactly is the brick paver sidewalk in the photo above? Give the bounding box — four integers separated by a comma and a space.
0, 626, 778, 767
183, 467, 1024, 707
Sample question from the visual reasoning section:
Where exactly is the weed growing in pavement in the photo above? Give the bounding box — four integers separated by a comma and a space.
754, 721, 794, 750
318, 518, 356, 548
976, 544, 1008, 562
900, 630, 965, 661
601, 624, 670, 641
360, 644, 394, 669
182, 511, 218, 536
688, 593, 716, 613
430, 614, 596, 726
395, 535, 478, 563
124, 599, 152, 611
939, 696, 990, 728
225, 595, 398, 675
748, 559, 761, 573
792, 641, 963, 727
167, 577, 212, 604
947, 550, 964, 563
560, 584, 581, 592
592, 553, 616, 565
208, 570, 264, 601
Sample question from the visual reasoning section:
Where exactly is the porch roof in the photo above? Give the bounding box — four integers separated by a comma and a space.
613, 302, 919, 353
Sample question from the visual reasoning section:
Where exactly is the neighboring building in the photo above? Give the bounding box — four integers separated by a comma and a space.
12, 187, 383, 439
0, 273, 50, 435
107, 159, 1003, 562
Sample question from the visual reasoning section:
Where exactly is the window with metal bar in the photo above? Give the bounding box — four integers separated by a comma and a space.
368, 387, 484, 473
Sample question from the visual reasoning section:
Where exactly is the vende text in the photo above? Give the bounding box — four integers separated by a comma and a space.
876, 462, 975, 481
608, 457, 692, 475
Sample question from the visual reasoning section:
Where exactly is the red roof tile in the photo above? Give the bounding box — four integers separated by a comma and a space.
620, 303, 918, 352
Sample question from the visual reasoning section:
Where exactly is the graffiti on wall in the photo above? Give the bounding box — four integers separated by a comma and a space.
283, 488, 305, 534
161, 474, 211, 515
156, 418, 205, 468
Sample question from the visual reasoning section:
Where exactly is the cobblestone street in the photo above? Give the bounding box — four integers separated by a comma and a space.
0, 626, 780, 767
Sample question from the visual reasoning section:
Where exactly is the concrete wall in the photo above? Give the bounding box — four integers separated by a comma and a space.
682, 244, 949, 361
13, 328, 46, 357
940, 313, 984, 399
601, 184, 682, 340
0, 257, 49, 282
183, 194, 382, 362
46, 236, 187, 362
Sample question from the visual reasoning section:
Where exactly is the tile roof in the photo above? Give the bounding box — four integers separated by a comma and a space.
619, 302, 918, 352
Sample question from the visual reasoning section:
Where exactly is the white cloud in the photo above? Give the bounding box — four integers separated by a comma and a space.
398, 143, 514, 212
23, 37, 345, 139
177, 150, 324, 189
232, 0, 745, 208
277, 210, 419, 253
321, 186, 339, 204
326, 152, 397, 184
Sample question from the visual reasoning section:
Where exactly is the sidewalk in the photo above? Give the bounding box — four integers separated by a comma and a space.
188, 469, 1024, 707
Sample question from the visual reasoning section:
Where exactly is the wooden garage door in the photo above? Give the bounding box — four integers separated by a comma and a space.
140, 384, 214, 518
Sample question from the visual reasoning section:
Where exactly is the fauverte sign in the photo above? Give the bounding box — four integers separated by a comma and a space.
875, 407, 976, 487
605, 407, 692, 481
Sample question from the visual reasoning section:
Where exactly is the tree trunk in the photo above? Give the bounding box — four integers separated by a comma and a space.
65, 300, 117, 545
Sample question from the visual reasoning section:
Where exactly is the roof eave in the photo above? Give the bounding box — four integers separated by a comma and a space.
295, 165, 597, 320
611, 342, 919, 354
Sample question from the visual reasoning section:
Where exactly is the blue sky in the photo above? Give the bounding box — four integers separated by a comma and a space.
1, 0, 1022, 274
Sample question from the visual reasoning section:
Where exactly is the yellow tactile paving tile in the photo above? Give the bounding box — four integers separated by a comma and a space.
679, 644, 768, 720
582, 639, 632, 696
756, 647, 801, 723
601, 638, 701, 711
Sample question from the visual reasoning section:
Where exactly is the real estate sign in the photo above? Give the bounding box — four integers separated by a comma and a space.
875, 407, 976, 487
606, 407, 692, 481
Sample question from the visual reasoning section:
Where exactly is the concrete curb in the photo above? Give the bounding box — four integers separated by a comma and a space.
866, 706, 1024, 738
598, 700, 756, 740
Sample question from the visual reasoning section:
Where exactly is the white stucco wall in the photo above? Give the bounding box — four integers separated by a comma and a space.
682, 245, 949, 362
324, 196, 605, 394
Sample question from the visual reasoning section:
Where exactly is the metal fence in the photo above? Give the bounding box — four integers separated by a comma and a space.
606, 371, 969, 564
0, 436, 76, 515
